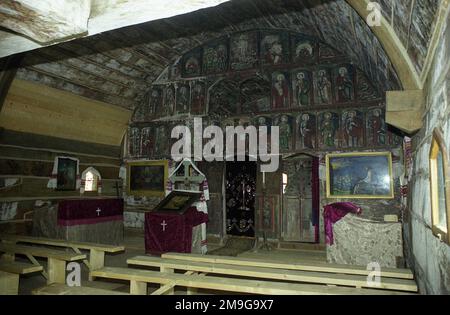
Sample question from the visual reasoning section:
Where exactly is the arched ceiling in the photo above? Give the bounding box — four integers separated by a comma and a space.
11, 0, 442, 110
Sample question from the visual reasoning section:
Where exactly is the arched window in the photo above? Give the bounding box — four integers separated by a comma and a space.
85, 171, 97, 192
429, 128, 450, 244
81, 167, 102, 194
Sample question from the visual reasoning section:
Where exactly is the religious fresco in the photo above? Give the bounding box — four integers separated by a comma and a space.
274, 115, 294, 152
292, 69, 312, 107
318, 111, 340, 149
260, 32, 289, 66
366, 108, 387, 146
291, 35, 316, 64
176, 83, 190, 114
181, 48, 202, 77
240, 76, 271, 113
271, 71, 290, 109
128, 127, 141, 157
313, 68, 333, 105
208, 79, 239, 116
319, 42, 339, 60
154, 124, 170, 157
342, 110, 364, 148
230, 31, 258, 71
203, 39, 229, 75
335, 64, 355, 103
147, 87, 163, 119
191, 81, 206, 115
296, 113, 316, 150
140, 127, 154, 158
356, 70, 380, 101
128, 29, 403, 162
163, 85, 176, 117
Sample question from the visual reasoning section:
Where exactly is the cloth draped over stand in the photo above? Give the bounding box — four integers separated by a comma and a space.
166, 158, 209, 254
144, 206, 208, 255
323, 202, 362, 245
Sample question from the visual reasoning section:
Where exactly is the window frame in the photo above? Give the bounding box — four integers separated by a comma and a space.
429, 128, 450, 244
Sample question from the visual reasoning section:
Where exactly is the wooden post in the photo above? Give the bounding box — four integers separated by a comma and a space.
47, 258, 66, 284
160, 266, 174, 294
0, 271, 20, 295
130, 280, 147, 295
88, 249, 105, 281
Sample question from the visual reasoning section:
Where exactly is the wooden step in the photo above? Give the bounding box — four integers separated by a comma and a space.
90, 267, 414, 295
128, 256, 417, 292
32, 283, 129, 295
0, 244, 86, 261
162, 253, 414, 280
1, 234, 124, 253
0, 261, 43, 274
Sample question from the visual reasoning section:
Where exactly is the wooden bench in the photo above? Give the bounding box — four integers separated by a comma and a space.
0, 262, 43, 295
1, 234, 125, 279
32, 283, 129, 295
127, 255, 417, 293
0, 243, 86, 285
162, 252, 415, 279
90, 266, 414, 295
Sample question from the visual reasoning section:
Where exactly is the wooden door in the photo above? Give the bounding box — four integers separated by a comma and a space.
282, 157, 316, 243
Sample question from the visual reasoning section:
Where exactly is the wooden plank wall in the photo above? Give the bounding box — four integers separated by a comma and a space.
0, 130, 123, 233
0, 79, 130, 234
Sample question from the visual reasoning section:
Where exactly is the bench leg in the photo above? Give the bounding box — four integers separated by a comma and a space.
0, 271, 19, 295
88, 249, 105, 281
130, 280, 147, 295
160, 267, 174, 294
47, 258, 66, 285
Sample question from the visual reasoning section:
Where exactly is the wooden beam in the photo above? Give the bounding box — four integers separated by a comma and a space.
128, 256, 417, 292
90, 267, 413, 295
0, 79, 131, 146
386, 90, 424, 133
0, 0, 231, 58
346, 0, 422, 90
0, 0, 91, 43
0, 271, 19, 295
161, 253, 414, 280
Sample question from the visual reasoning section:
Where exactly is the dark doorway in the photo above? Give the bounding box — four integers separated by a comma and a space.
225, 159, 257, 237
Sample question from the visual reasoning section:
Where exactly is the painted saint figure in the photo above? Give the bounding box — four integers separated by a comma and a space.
294, 71, 310, 106
176, 85, 190, 113
164, 86, 175, 116
272, 73, 289, 109
316, 70, 332, 104
278, 115, 292, 151
369, 109, 386, 145
191, 83, 205, 114
344, 111, 362, 147
140, 127, 154, 157
299, 114, 315, 149
129, 127, 140, 157
321, 112, 336, 147
336, 66, 353, 102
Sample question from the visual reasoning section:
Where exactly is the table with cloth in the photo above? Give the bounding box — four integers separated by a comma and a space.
32, 198, 124, 245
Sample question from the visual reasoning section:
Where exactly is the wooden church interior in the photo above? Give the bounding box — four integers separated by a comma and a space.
0, 0, 449, 295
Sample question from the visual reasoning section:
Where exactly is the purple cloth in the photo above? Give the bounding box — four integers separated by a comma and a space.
58, 199, 124, 226
323, 202, 362, 245
144, 207, 208, 255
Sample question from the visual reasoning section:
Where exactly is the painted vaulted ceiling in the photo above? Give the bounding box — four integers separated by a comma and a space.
9, 0, 442, 110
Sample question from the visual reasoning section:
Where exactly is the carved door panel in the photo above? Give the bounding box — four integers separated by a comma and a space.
225, 160, 257, 237
282, 158, 315, 242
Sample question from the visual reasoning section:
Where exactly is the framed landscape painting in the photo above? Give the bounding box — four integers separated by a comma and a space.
127, 160, 168, 197
326, 152, 394, 199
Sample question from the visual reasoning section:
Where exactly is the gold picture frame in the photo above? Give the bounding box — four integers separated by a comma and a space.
326, 152, 394, 199
127, 160, 168, 197
429, 128, 450, 244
